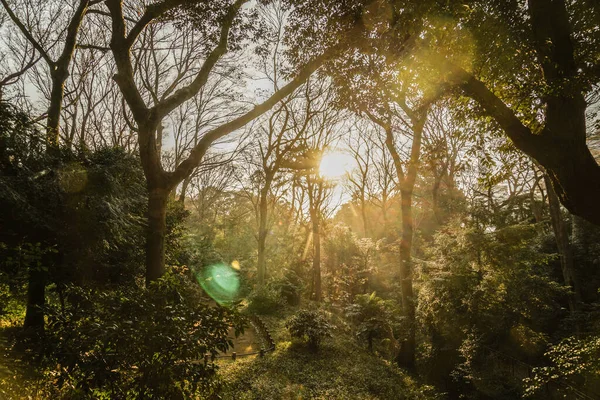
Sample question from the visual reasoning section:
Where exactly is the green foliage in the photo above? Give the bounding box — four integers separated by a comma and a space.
272, 268, 305, 306
285, 309, 333, 351
420, 218, 562, 339
0, 242, 56, 289
524, 335, 600, 398
346, 292, 400, 354
0, 106, 148, 287
324, 225, 375, 304
42, 271, 245, 399
165, 201, 192, 267
246, 285, 284, 315
418, 218, 564, 395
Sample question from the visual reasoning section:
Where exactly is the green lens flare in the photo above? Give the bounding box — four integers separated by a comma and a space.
196, 263, 240, 305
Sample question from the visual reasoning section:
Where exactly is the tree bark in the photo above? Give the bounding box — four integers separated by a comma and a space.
396, 188, 416, 369
146, 187, 169, 285
378, 109, 426, 371
0, 0, 92, 149
257, 173, 273, 285
178, 175, 192, 204
24, 266, 46, 333
107, 0, 331, 284
545, 175, 581, 314
46, 69, 68, 147
311, 208, 322, 302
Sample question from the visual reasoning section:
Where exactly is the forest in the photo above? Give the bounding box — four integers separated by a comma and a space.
0, 0, 599, 399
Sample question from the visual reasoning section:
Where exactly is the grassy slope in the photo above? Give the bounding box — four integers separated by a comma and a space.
217, 311, 441, 400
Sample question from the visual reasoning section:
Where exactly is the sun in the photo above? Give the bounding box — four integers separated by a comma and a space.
319, 151, 354, 179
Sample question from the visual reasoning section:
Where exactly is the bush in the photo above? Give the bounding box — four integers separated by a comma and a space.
42, 271, 245, 399
246, 285, 284, 315
524, 335, 600, 398
273, 268, 304, 306
285, 309, 333, 351
345, 292, 400, 353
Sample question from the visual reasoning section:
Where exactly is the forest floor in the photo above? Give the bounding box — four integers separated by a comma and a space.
0, 324, 46, 399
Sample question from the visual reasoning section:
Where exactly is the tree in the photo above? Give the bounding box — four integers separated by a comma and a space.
0, 103, 148, 333
346, 120, 374, 238
431, 0, 600, 225
364, 97, 431, 370
544, 173, 581, 315
168, 73, 243, 203
0, 0, 99, 148
289, 83, 341, 301
105, 0, 334, 284
421, 103, 469, 224
346, 292, 399, 353
0, 10, 40, 102
366, 131, 398, 239
283, 0, 600, 225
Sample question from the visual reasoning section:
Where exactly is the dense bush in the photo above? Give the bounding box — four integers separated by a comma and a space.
42, 271, 245, 399
346, 292, 400, 354
0, 104, 150, 332
418, 219, 565, 396
273, 268, 305, 306
246, 285, 284, 315
324, 225, 376, 305
524, 335, 600, 398
285, 309, 333, 351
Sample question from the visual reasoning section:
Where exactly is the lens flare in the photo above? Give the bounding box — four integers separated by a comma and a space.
196, 263, 240, 305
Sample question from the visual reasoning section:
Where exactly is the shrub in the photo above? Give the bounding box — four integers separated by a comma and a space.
345, 292, 400, 353
42, 271, 245, 399
524, 335, 600, 398
285, 309, 333, 351
274, 268, 304, 306
246, 285, 284, 315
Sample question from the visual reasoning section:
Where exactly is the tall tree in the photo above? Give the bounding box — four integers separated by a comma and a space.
0, 0, 99, 148
366, 131, 398, 238
346, 121, 374, 238
283, 0, 600, 225
106, 0, 334, 284
365, 96, 431, 370
438, 0, 600, 225
290, 84, 341, 301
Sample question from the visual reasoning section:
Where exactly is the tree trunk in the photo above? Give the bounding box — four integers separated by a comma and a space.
360, 198, 368, 238
381, 111, 425, 371
155, 124, 164, 158
178, 175, 192, 204
396, 188, 416, 370
381, 196, 389, 238
543, 147, 600, 226
432, 173, 443, 223
24, 266, 46, 333
312, 209, 322, 302
46, 71, 67, 148
146, 187, 169, 285
257, 175, 272, 285
545, 175, 581, 314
